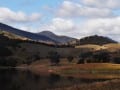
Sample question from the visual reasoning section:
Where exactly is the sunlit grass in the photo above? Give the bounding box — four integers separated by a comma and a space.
29, 59, 120, 79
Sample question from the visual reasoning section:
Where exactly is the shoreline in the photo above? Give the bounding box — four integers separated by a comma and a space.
0, 63, 120, 79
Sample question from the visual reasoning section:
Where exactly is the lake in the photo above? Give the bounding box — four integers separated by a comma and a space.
0, 69, 109, 90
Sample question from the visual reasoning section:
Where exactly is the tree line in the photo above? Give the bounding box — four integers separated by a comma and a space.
0, 48, 120, 67
48, 50, 120, 65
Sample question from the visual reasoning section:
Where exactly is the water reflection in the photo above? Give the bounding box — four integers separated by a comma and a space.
48, 74, 60, 85
0, 69, 109, 90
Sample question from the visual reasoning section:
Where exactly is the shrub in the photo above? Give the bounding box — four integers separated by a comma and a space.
113, 57, 120, 64
93, 51, 110, 63
0, 46, 12, 57
78, 51, 93, 64
48, 51, 60, 65
0, 57, 17, 67
67, 56, 74, 63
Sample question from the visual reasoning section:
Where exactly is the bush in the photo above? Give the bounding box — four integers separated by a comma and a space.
77, 58, 84, 64
0, 57, 17, 67
78, 51, 93, 64
79, 51, 93, 59
93, 51, 110, 63
113, 57, 120, 64
67, 56, 74, 63
48, 51, 60, 65
0, 46, 12, 57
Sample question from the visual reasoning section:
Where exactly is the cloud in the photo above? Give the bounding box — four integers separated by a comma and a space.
80, 17, 120, 35
39, 17, 120, 42
57, 1, 113, 18
18, 18, 75, 34
74, 16, 120, 42
39, 18, 75, 35
0, 7, 42, 23
82, 0, 120, 9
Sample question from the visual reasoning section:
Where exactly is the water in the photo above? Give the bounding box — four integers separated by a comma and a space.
0, 69, 109, 90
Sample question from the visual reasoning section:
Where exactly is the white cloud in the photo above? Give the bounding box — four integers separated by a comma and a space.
39, 18, 75, 35
73, 17, 120, 42
18, 18, 75, 35
80, 17, 120, 35
39, 17, 120, 42
51, 18, 75, 31
19, 26, 33, 32
0, 7, 41, 23
82, 0, 120, 9
57, 1, 113, 18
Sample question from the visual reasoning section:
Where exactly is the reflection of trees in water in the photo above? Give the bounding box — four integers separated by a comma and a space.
0, 69, 109, 90
0, 69, 19, 90
67, 76, 74, 81
0, 69, 61, 90
48, 73, 60, 85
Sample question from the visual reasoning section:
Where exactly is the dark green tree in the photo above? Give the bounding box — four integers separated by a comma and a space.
93, 51, 110, 63
113, 57, 120, 64
77, 51, 93, 64
67, 56, 74, 63
77, 58, 84, 64
0, 46, 12, 57
48, 51, 60, 65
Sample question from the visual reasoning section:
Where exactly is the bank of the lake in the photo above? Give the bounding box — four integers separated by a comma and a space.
27, 60, 120, 79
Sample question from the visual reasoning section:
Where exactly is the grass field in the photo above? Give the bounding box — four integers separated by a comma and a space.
75, 43, 120, 52
28, 59, 120, 79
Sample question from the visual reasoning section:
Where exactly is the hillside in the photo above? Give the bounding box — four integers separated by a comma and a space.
0, 32, 92, 66
0, 31, 120, 67
39, 31, 76, 43
0, 23, 57, 43
78, 35, 117, 45
0, 30, 28, 40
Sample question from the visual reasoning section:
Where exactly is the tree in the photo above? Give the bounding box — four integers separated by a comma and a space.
80, 51, 93, 59
48, 51, 60, 65
0, 46, 12, 57
77, 58, 84, 64
0, 57, 17, 67
113, 57, 120, 64
6, 57, 18, 67
77, 51, 93, 64
93, 51, 110, 63
67, 56, 74, 63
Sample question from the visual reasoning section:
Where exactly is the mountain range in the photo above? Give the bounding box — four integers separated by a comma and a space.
0, 23, 75, 44
0, 22, 118, 45
38, 31, 75, 43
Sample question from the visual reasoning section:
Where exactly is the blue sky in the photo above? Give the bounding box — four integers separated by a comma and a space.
0, 0, 120, 41
0, 0, 61, 21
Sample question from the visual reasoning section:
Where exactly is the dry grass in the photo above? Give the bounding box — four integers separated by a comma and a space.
75, 43, 120, 52
103, 43, 120, 52
54, 63, 120, 79
75, 44, 101, 50
28, 59, 120, 79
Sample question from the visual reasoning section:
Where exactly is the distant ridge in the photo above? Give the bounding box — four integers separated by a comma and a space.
79, 35, 117, 45
39, 31, 76, 43
0, 23, 57, 43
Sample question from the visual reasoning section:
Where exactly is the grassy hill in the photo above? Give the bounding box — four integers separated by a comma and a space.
0, 30, 28, 40
0, 23, 57, 43
78, 35, 117, 45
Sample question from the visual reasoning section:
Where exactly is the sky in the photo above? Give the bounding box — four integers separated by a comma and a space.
0, 0, 120, 41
